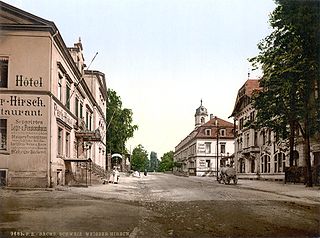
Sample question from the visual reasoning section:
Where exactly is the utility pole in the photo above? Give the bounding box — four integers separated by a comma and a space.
215, 116, 219, 180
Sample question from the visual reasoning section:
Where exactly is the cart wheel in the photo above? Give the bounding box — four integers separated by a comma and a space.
233, 178, 238, 185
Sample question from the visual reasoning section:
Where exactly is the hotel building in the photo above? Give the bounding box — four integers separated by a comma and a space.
0, 1, 107, 187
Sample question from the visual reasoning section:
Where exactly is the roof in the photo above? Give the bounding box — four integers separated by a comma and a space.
230, 79, 260, 117
0, 1, 82, 81
175, 117, 234, 151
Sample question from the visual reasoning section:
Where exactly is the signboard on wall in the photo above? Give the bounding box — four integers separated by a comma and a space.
0, 92, 48, 155
197, 143, 205, 153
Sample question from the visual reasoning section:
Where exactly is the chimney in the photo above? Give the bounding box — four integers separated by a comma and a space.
210, 114, 214, 120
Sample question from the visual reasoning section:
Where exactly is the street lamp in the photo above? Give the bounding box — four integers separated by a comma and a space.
215, 117, 219, 180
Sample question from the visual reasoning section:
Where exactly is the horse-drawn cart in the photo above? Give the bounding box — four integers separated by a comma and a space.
217, 166, 238, 185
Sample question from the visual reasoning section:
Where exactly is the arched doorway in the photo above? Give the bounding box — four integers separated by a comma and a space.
111, 153, 123, 170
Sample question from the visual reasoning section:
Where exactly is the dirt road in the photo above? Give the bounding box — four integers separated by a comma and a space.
0, 173, 319, 238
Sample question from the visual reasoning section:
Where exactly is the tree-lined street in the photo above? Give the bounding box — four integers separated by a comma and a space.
1, 173, 319, 238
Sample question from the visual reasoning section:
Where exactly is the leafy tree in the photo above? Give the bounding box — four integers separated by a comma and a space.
250, 0, 320, 186
149, 151, 160, 172
106, 89, 138, 156
158, 151, 174, 172
131, 144, 149, 172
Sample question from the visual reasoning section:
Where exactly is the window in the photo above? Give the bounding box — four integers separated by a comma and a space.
206, 160, 211, 167
0, 57, 8, 88
89, 114, 92, 131
75, 97, 79, 117
220, 129, 226, 137
249, 111, 255, 122
57, 127, 63, 156
239, 159, 245, 173
251, 160, 255, 173
245, 133, 250, 147
239, 118, 244, 130
205, 142, 211, 154
80, 102, 83, 119
220, 143, 226, 154
66, 84, 71, 109
254, 132, 258, 146
66, 132, 70, 157
0, 119, 7, 151
86, 111, 89, 130
205, 129, 211, 136
261, 155, 271, 173
201, 117, 205, 124
262, 130, 266, 145
274, 152, 285, 172
58, 73, 63, 101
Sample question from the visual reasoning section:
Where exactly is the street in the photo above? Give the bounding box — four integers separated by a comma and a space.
0, 173, 319, 238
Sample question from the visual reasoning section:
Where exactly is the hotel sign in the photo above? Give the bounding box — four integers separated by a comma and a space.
0, 74, 48, 155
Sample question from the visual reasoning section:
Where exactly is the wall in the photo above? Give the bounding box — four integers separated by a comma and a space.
0, 32, 51, 187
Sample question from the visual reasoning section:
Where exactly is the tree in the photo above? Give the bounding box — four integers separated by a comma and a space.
250, 0, 320, 186
149, 151, 160, 172
106, 89, 138, 155
131, 144, 149, 172
158, 151, 174, 172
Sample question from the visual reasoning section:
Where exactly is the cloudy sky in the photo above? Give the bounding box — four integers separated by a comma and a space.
4, 0, 276, 157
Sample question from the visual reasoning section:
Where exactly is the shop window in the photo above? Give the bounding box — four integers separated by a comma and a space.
0, 57, 8, 88
0, 119, 7, 151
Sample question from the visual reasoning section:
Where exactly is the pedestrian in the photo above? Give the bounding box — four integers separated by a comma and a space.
114, 168, 120, 184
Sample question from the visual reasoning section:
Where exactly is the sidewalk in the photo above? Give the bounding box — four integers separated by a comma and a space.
237, 179, 320, 203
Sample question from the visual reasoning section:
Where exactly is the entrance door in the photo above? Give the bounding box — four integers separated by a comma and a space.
0, 170, 7, 186
57, 170, 61, 185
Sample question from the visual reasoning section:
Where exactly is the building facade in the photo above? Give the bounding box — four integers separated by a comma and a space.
231, 79, 320, 182
174, 101, 234, 176
0, 2, 107, 187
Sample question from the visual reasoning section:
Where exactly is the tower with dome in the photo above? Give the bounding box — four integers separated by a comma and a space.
195, 100, 208, 128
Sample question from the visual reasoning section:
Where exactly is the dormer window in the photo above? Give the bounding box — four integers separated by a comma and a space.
220, 129, 226, 137
205, 129, 211, 136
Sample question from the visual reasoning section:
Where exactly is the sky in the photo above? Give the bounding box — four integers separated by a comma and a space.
4, 0, 276, 158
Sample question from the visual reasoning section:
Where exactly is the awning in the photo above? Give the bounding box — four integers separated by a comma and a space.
112, 153, 123, 159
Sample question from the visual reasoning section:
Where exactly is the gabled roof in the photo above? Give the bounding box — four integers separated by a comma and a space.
0, 1, 57, 33
0, 1, 82, 81
230, 79, 260, 117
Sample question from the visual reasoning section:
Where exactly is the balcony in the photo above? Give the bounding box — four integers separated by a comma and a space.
75, 128, 102, 142
242, 146, 260, 154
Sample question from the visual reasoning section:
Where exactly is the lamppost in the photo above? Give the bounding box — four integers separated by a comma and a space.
215, 117, 219, 180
